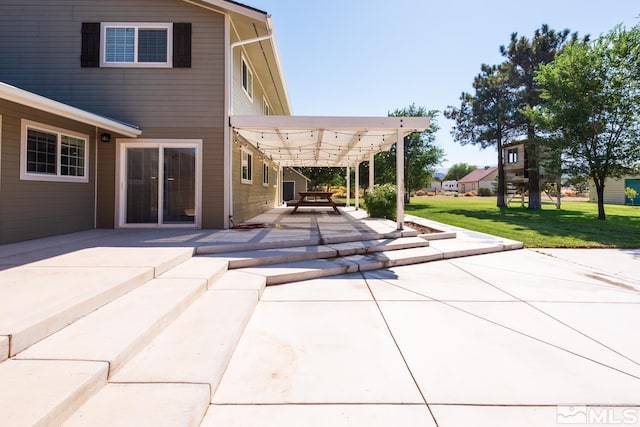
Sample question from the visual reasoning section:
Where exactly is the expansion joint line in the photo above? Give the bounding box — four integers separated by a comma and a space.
448, 260, 640, 371
360, 272, 441, 427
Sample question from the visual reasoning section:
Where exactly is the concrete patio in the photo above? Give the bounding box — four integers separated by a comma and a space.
0, 207, 639, 426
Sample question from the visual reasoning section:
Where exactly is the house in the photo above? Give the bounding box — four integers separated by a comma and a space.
282, 167, 310, 203
0, 0, 429, 243
458, 167, 498, 194
0, 82, 141, 243
426, 180, 442, 192
589, 175, 640, 205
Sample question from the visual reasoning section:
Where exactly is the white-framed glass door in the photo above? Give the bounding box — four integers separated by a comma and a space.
118, 140, 202, 228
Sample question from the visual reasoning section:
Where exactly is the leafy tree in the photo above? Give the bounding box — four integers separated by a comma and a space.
531, 25, 640, 220
500, 24, 584, 210
375, 104, 444, 203
445, 63, 516, 207
565, 175, 590, 194
444, 163, 477, 181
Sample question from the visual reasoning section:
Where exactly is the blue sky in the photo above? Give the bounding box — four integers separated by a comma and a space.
245, 0, 638, 170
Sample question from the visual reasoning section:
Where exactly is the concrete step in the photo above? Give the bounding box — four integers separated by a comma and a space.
15, 277, 207, 375
0, 247, 194, 359
0, 265, 153, 359
209, 270, 267, 295
111, 289, 260, 399
63, 383, 210, 427
238, 246, 445, 286
65, 289, 258, 425
204, 237, 429, 270
0, 359, 108, 426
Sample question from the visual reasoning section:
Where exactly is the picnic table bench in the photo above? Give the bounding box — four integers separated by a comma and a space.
288, 191, 345, 214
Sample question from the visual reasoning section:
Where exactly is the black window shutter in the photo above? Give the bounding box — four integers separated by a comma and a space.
81, 23, 100, 68
173, 23, 192, 68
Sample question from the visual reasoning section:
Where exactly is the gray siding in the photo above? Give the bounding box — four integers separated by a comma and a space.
231, 141, 278, 223
0, 0, 228, 228
232, 42, 281, 116
0, 0, 225, 129
283, 168, 309, 201
0, 99, 96, 244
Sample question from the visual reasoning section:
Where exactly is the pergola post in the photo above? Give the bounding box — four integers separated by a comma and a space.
396, 128, 404, 230
369, 153, 375, 190
355, 162, 360, 210
346, 165, 351, 207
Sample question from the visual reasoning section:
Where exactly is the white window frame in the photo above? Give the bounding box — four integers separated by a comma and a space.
101, 22, 173, 68
507, 148, 519, 164
20, 119, 89, 183
262, 161, 270, 186
263, 97, 270, 115
241, 54, 253, 100
241, 148, 253, 184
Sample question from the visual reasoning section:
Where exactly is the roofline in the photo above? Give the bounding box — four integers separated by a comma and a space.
0, 82, 142, 137
191, 1, 293, 115
196, 0, 269, 21
266, 20, 293, 115
458, 167, 498, 183
231, 115, 430, 132
284, 166, 310, 181
222, 0, 267, 16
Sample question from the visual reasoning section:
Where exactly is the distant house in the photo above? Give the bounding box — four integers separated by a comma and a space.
589, 175, 640, 205
458, 167, 498, 193
282, 167, 309, 203
426, 180, 442, 192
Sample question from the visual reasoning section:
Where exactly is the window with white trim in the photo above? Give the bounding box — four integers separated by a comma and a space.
241, 148, 253, 183
241, 56, 253, 99
263, 98, 270, 115
507, 148, 519, 164
101, 22, 172, 67
21, 120, 89, 183
263, 162, 270, 186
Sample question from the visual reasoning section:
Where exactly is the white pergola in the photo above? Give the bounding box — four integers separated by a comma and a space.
230, 115, 430, 229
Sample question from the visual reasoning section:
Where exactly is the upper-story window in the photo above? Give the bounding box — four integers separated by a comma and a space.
101, 23, 173, 68
21, 120, 89, 183
507, 148, 519, 164
263, 98, 270, 115
241, 55, 253, 100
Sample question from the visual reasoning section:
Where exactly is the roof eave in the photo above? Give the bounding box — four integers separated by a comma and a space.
0, 82, 142, 138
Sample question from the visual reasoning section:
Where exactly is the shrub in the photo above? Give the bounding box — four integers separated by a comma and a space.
415, 189, 426, 196
464, 191, 477, 197
478, 187, 492, 197
364, 184, 397, 220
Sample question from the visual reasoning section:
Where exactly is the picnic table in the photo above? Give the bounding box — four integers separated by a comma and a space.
288, 191, 345, 214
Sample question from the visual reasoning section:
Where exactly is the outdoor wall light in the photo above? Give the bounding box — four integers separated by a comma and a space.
100, 133, 111, 143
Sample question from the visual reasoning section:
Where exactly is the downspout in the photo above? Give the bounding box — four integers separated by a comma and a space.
94, 127, 98, 230
227, 18, 273, 227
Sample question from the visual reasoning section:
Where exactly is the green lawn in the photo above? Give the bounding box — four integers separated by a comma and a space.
405, 196, 640, 248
